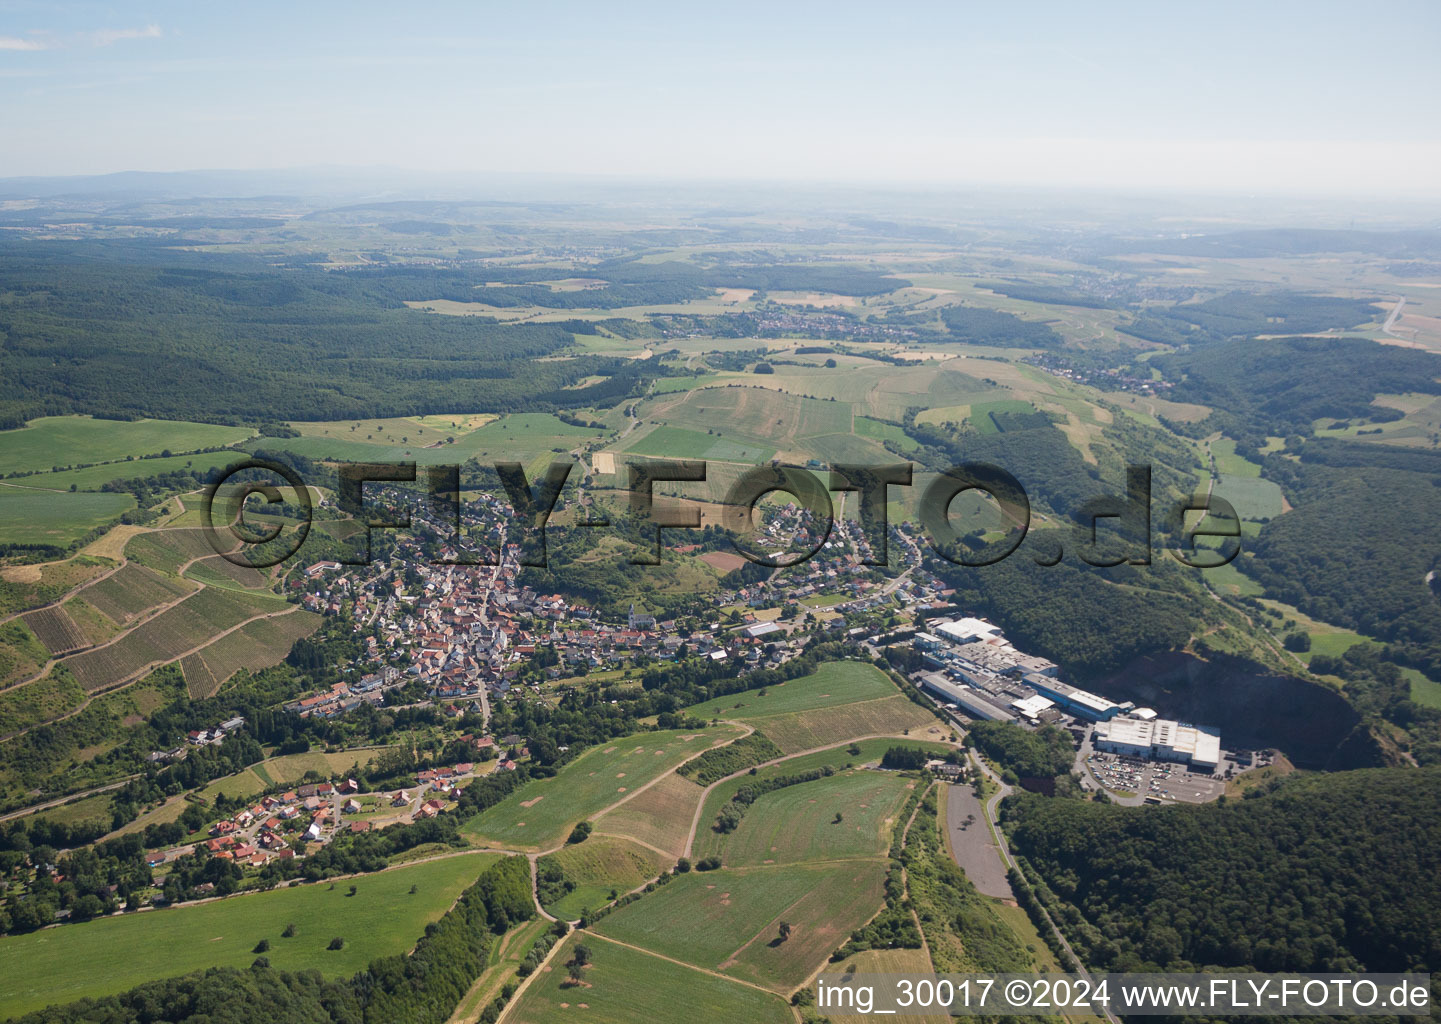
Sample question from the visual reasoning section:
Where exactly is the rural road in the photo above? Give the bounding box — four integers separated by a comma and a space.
968, 752, 1120, 1024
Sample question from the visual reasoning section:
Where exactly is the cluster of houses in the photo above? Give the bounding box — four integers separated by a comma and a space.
280, 492, 955, 722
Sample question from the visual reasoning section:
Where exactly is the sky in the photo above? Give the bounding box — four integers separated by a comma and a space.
2, 0, 1439, 196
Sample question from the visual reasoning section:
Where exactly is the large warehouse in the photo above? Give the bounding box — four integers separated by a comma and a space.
1094, 716, 1222, 771
1022, 674, 1123, 721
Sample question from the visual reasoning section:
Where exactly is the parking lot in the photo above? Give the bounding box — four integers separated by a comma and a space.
1084, 751, 1225, 804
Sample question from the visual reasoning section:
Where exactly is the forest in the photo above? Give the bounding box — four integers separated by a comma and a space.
1002, 768, 1441, 975
1247, 447, 1441, 679
0, 243, 655, 425
1154, 336, 1441, 437
966, 721, 1075, 781
1120, 291, 1378, 348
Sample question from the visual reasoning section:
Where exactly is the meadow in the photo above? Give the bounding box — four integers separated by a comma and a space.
0, 556, 114, 617
591, 771, 704, 858
0, 853, 499, 1020
251, 412, 604, 475
690, 738, 954, 859
462, 727, 741, 850
593, 859, 887, 991
693, 768, 914, 867
504, 931, 794, 1024
538, 835, 667, 920
681, 661, 942, 754
682, 661, 901, 719
1214, 473, 1286, 520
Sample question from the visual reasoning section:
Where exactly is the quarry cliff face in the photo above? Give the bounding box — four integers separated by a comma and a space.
1097, 650, 1372, 770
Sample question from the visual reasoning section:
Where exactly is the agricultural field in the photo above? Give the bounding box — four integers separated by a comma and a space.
62, 586, 287, 693
593, 859, 888, 991
0, 416, 253, 477
730, 697, 944, 755
246, 747, 385, 788
683, 661, 902, 720
690, 737, 954, 857
620, 424, 777, 464
0, 488, 136, 548
693, 768, 914, 867
4, 451, 242, 494
0, 853, 499, 1020
78, 562, 194, 626
817, 947, 951, 1024
591, 771, 705, 858
126, 529, 231, 575
627, 385, 857, 464
1214, 473, 1286, 521
252, 412, 604, 473
538, 835, 668, 920
1209, 437, 1261, 477
463, 727, 742, 850
504, 931, 794, 1024
181, 608, 321, 697
183, 555, 272, 592
682, 662, 944, 754
20, 605, 91, 656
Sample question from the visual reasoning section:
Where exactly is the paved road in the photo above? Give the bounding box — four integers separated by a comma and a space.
967, 752, 1120, 1024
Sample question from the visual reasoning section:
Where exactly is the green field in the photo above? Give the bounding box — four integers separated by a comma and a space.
0, 416, 254, 477
683, 661, 901, 720
1404, 668, 1441, 710
695, 768, 913, 867
593, 859, 887, 990
622, 425, 777, 463
0, 489, 136, 547
1214, 474, 1285, 520
691, 738, 953, 861
968, 399, 1039, 434
682, 663, 942, 754
252, 412, 603, 470
591, 772, 704, 859
538, 835, 668, 920
1210, 437, 1261, 477
505, 931, 793, 1024
6, 451, 243, 493
854, 415, 918, 450
463, 727, 740, 850
0, 853, 499, 1020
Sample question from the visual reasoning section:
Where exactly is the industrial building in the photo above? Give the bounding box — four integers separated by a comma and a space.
1022, 674, 1123, 721
919, 672, 1017, 723
1094, 715, 1222, 771
934, 617, 1004, 645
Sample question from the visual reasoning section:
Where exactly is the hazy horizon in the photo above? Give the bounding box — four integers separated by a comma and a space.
2, 0, 1439, 197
